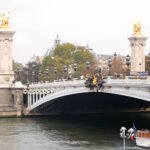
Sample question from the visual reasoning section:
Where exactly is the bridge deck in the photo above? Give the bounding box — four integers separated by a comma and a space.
23, 78, 150, 113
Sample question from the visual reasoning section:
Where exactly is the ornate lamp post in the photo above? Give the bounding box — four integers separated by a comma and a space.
73, 63, 77, 79
15, 66, 21, 81
86, 61, 90, 77
38, 70, 42, 83
147, 52, 150, 75
86, 61, 90, 70
139, 62, 142, 72
45, 67, 49, 82
32, 71, 35, 83
25, 69, 29, 85
32, 64, 37, 83
24, 64, 29, 84
54, 66, 57, 81
63, 65, 68, 80
114, 52, 117, 57
126, 54, 131, 76
108, 56, 112, 76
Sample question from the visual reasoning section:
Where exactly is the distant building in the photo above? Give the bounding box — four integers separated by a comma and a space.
97, 53, 127, 76
85, 43, 93, 53
97, 54, 111, 69
45, 34, 61, 56
54, 34, 61, 45
28, 55, 43, 64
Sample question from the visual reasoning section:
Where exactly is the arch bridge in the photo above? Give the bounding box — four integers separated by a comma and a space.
23, 78, 150, 115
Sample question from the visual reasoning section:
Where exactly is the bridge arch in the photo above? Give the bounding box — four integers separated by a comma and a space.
25, 87, 150, 114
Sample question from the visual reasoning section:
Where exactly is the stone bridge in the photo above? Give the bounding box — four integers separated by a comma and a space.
23, 78, 150, 115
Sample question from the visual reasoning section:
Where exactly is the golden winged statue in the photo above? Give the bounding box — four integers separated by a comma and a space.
0, 12, 10, 30
133, 21, 142, 36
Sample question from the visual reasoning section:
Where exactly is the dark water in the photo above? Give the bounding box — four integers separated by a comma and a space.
0, 113, 149, 150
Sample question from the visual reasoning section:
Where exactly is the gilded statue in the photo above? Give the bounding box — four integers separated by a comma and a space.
133, 21, 142, 36
0, 12, 10, 30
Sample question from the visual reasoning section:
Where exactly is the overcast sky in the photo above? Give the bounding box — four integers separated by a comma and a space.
1, 0, 150, 64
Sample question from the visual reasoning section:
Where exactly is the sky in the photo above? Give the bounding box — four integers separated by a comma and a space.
1, 0, 150, 64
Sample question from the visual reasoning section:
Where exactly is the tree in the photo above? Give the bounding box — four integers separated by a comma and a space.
54, 43, 75, 58
41, 42, 94, 80
110, 56, 126, 76
23, 60, 42, 84
42, 56, 55, 81
73, 48, 94, 64
13, 60, 23, 72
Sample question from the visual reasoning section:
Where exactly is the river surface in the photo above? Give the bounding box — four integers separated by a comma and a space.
0, 113, 149, 150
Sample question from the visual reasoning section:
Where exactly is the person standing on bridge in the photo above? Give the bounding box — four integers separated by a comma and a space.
98, 77, 105, 91
85, 75, 94, 89
93, 74, 100, 92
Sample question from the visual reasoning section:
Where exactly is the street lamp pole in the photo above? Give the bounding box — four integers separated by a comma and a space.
54, 66, 57, 81
25, 69, 29, 85
108, 57, 112, 76
86, 61, 90, 77
64, 65, 67, 80
73, 63, 77, 79
15, 67, 21, 81
32, 71, 35, 83
45, 68, 49, 82
38, 70, 42, 83
139, 62, 142, 72
32, 64, 37, 83
126, 54, 131, 76
147, 52, 150, 75
25, 64, 29, 84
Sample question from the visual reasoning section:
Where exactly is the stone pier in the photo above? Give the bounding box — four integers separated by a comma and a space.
0, 29, 23, 117
128, 22, 148, 74
128, 36, 147, 73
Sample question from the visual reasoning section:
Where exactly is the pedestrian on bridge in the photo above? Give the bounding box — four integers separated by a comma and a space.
98, 78, 105, 91
93, 74, 100, 92
85, 75, 94, 90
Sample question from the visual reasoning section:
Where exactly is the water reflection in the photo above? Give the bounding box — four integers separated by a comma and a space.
0, 113, 149, 150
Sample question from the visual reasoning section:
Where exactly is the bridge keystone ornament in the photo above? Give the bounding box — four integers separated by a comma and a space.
128, 22, 148, 74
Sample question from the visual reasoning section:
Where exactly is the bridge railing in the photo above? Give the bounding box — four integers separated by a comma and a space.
26, 80, 85, 89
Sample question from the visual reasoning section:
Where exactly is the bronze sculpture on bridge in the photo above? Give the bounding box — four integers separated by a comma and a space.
0, 12, 10, 30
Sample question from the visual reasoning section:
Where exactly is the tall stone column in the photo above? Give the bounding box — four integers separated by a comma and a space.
128, 22, 148, 74
0, 31, 15, 85
0, 12, 24, 117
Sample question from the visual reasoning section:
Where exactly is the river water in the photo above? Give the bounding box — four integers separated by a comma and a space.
0, 113, 149, 150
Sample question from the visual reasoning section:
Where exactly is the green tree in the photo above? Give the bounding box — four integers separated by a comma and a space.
73, 48, 94, 64
13, 60, 23, 71
54, 43, 75, 66
54, 43, 75, 58
42, 56, 55, 81
42, 42, 94, 80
